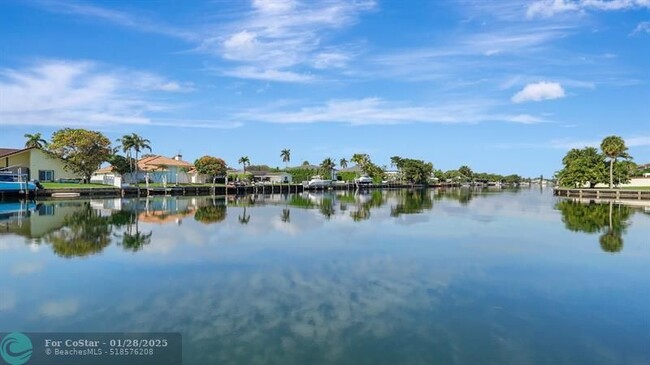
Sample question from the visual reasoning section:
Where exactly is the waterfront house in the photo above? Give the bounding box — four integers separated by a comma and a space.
248, 171, 293, 184
0, 147, 81, 181
92, 154, 206, 185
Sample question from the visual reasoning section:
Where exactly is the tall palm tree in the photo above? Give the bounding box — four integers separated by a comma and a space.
238, 156, 250, 173
116, 134, 135, 172
130, 133, 152, 187
600, 136, 629, 189
339, 158, 348, 169
320, 157, 336, 180
24, 133, 48, 149
351, 153, 369, 169
281, 149, 291, 168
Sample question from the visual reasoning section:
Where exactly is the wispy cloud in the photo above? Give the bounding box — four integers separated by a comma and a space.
512, 81, 566, 103
0, 60, 192, 127
221, 66, 314, 83
232, 98, 550, 125
630, 21, 650, 35
361, 22, 574, 85
29, 0, 197, 40
492, 135, 650, 150
527, 0, 650, 18
550, 135, 650, 149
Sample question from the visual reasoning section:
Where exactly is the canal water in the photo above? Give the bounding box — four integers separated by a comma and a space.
1, 188, 648, 365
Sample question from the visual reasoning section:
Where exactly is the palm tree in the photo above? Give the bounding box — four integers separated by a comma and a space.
339, 158, 348, 169
320, 157, 336, 180
351, 153, 369, 169
116, 134, 135, 172
24, 133, 48, 149
238, 156, 250, 173
281, 149, 291, 168
600, 136, 629, 189
459, 165, 473, 182
130, 134, 152, 187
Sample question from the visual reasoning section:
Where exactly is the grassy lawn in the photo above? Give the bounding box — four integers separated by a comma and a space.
43, 182, 117, 189
142, 183, 226, 188
620, 186, 650, 191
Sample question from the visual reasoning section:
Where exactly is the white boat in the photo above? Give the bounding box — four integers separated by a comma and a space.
306, 176, 332, 188
51, 192, 81, 198
355, 175, 373, 185
0, 173, 38, 193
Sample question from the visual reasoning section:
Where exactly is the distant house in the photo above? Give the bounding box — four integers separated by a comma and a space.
0, 147, 81, 181
93, 154, 205, 185
289, 164, 320, 170
638, 163, 650, 177
337, 165, 363, 174
248, 171, 293, 184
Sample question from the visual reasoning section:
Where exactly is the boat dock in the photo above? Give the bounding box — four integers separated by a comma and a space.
553, 188, 650, 201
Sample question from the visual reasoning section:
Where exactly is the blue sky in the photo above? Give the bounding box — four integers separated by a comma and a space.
0, 0, 648, 176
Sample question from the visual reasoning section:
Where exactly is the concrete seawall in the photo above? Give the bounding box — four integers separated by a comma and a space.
2, 183, 463, 200
554, 188, 650, 201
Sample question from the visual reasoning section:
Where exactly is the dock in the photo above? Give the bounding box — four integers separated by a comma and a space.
553, 188, 650, 201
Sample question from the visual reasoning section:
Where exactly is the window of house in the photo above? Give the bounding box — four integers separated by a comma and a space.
38, 170, 54, 181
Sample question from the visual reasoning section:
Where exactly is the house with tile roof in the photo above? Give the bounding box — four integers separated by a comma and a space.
92, 154, 207, 185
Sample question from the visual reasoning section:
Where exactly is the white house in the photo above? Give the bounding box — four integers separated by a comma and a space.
249, 171, 293, 183
93, 154, 208, 186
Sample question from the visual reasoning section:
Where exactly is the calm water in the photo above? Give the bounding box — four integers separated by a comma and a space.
1, 188, 649, 365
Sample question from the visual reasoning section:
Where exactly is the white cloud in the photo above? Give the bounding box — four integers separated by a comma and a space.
630, 21, 650, 35
252, 0, 296, 13
39, 299, 79, 318
0, 60, 192, 127
223, 66, 314, 83
511, 81, 566, 103
527, 0, 650, 18
201, 0, 375, 81
526, 0, 579, 18
233, 98, 550, 125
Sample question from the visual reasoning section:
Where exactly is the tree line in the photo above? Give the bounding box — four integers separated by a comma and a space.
24, 129, 523, 185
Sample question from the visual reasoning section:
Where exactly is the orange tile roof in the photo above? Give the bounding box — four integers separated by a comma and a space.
138, 155, 193, 171
94, 166, 115, 174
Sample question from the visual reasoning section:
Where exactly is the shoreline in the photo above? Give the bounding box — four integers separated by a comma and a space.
553, 187, 650, 201
1, 182, 466, 200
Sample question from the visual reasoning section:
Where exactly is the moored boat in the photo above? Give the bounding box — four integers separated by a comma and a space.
0, 173, 38, 193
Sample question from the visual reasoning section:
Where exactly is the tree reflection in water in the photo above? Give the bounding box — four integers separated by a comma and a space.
281, 208, 290, 223
43, 202, 112, 258
239, 207, 251, 224
194, 198, 227, 224
390, 189, 433, 217
116, 210, 152, 252
555, 200, 632, 253
350, 191, 384, 221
